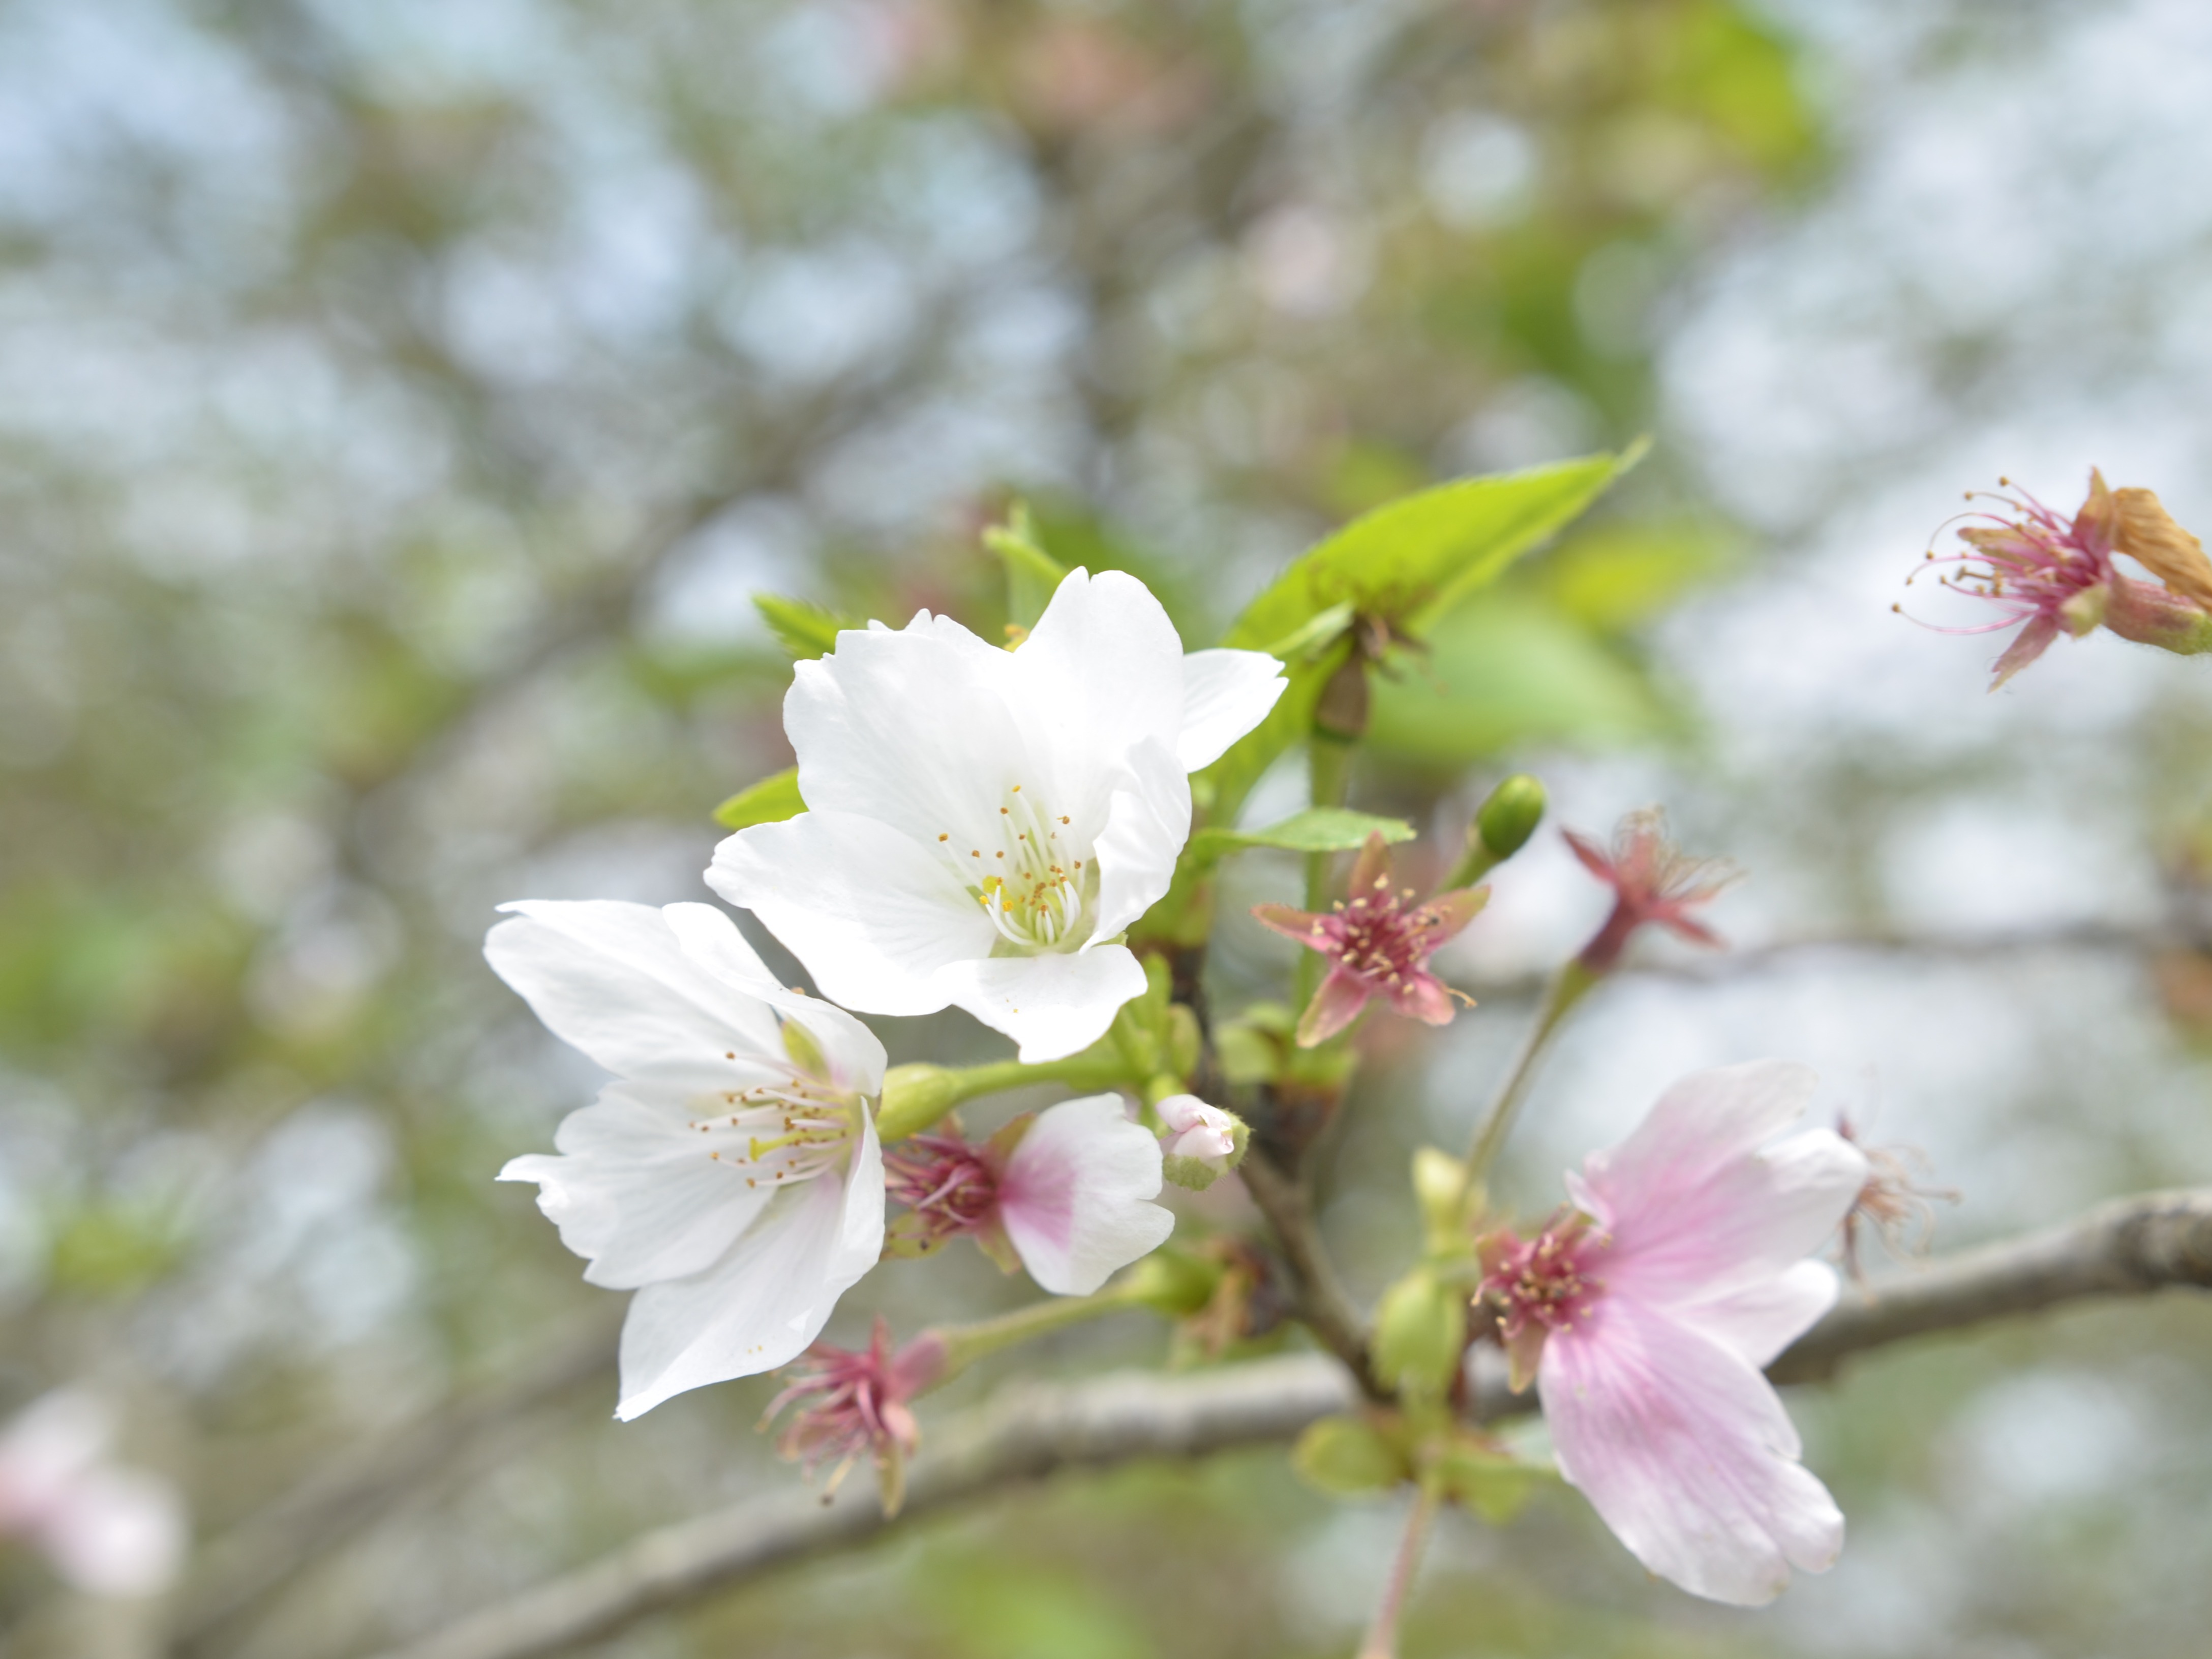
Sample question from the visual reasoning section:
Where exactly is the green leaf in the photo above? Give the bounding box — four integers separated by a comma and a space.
752, 593, 853, 659
1292, 1415, 1412, 1498
1186, 806, 1413, 870
1432, 1433, 1556, 1525
983, 501, 1068, 631
1222, 444, 1644, 653
1537, 520, 1732, 635
711, 766, 805, 830
1365, 594, 1672, 767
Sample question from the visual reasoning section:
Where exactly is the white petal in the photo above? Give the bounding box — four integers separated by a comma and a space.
614, 1115, 884, 1419
782, 611, 1031, 850
998, 1094, 1173, 1294
1090, 737, 1191, 942
485, 900, 783, 1085
1009, 569, 1187, 788
935, 946, 1149, 1064
38, 1467, 187, 1599
1540, 1296, 1844, 1606
1175, 648, 1287, 772
708, 811, 994, 1016
660, 901, 886, 1095
499, 1084, 773, 1289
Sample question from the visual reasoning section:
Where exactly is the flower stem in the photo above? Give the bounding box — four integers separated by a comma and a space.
926, 1281, 1146, 1384
1296, 731, 1359, 1014
1357, 1480, 1442, 1659
875, 1050, 1136, 1141
1459, 960, 1596, 1201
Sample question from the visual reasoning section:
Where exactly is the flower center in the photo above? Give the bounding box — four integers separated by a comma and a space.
1313, 873, 1436, 987
883, 1132, 998, 1244
936, 783, 1096, 953
1479, 1215, 1608, 1342
688, 1066, 861, 1191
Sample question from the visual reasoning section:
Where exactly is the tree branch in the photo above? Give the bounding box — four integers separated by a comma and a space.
1235, 1149, 1379, 1396
359, 1184, 2212, 1659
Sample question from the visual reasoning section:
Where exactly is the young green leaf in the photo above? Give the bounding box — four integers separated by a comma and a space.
1185, 806, 1414, 870
1292, 1415, 1413, 1498
711, 766, 806, 830
752, 594, 854, 659
1224, 446, 1644, 653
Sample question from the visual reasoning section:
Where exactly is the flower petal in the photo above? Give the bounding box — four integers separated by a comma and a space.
781, 609, 1028, 848
933, 945, 1149, 1064
1416, 885, 1489, 947
709, 810, 995, 1016
1295, 964, 1372, 1045
1090, 737, 1191, 942
998, 1094, 1173, 1294
486, 900, 784, 1086
1676, 1258, 1841, 1371
1573, 1098, 1868, 1313
614, 1114, 885, 1419
1175, 647, 1286, 771
1989, 612, 2060, 688
1385, 972, 1458, 1026
500, 1084, 774, 1289
1540, 1296, 1844, 1606
660, 901, 886, 1095
1010, 569, 1187, 786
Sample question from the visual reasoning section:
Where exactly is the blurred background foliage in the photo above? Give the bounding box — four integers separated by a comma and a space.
6, 1, 2212, 1655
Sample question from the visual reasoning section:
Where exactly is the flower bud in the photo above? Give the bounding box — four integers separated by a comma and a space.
1116, 1244, 1225, 1317
1156, 1094, 1246, 1190
1291, 1413, 1412, 1496
1371, 1267, 1469, 1401
1446, 773, 1547, 888
1411, 1147, 1479, 1257
874, 1063, 964, 1142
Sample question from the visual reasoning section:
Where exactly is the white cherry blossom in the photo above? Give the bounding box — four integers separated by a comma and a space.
707, 569, 1284, 1063
488, 899, 888, 1419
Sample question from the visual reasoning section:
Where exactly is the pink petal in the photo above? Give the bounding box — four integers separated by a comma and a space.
1385, 972, 1458, 1027
999, 1095, 1172, 1294
1563, 828, 1616, 883
1415, 885, 1489, 947
1989, 613, 2059, 688
1251, 902, 1328, 946
1539, 1296, 1844, 1605
1295, 966, 1372, 1045
1567, 1063, 1866, 1305
1347, 833, 1393, 900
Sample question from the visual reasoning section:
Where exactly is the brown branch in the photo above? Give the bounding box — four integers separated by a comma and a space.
358, 1184, 2212, 1659
360, 1354, 1359, 1659
1235, 1149, 1379, 1396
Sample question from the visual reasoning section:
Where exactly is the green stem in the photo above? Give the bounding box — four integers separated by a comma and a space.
926, 1281, 1145, 1385
875, 1050, 1135, 1142
1297, 731, 1358, 1012
1459, 960, 1597, 1202
1356, 1479, 1442, 1659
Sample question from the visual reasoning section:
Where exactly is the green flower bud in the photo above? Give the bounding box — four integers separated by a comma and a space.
1116, 1245, 1224, 1318
1371, 1268, 1469, 1402
1292, 1414, 1412, 1497
874, 1063, 963, 1142
1476, 774, 1547, 862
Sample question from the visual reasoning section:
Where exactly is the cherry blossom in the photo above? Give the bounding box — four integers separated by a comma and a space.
763, 1318, 945, 1514
882, 1094, 1173, 1293
708, 569, 1284, 1063
0, 1391, 186, 1599
489, 899, 888, 1419
1563, 808, 1734, 974
1251, 833, 1487, 1045
1475, 1061, 1867, 1605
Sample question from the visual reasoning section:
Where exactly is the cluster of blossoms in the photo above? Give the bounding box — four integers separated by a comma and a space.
490, 558, 1896, 1618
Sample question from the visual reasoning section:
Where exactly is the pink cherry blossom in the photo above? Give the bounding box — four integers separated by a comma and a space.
1563, 808, 1734, 975
1252, 833, 1487, 1046
0, 1391, 186, 1599
882, 1094, 1173, 1294
1475, 1060, 1868, 1605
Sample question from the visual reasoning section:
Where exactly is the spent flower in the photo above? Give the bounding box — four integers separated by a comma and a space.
1473, 1061, 1867, 1605
1252, 833, 1487, 1046
710, 568, 1284, 1063
762, 1317, 945, 1515
489, 900, 888, 1419
881, 1094, 1174, 1294
1564, 807, 1735, 974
